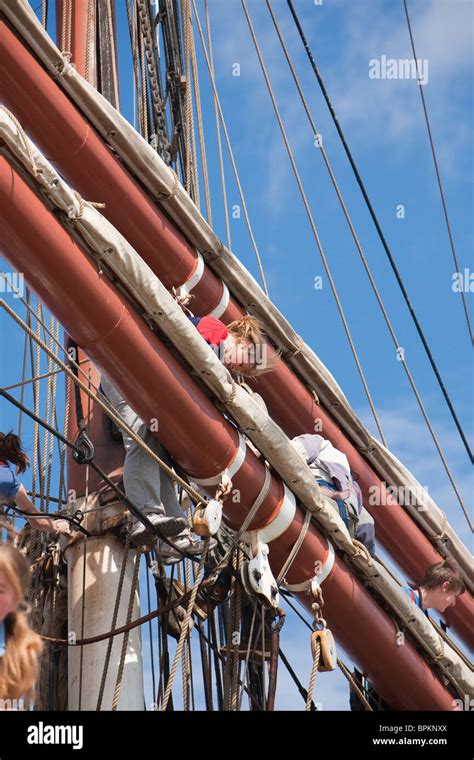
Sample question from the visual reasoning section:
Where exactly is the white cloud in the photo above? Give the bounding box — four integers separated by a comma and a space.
315, 0, 473, 174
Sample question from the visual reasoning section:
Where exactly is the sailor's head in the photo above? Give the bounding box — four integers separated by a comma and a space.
223, 316, 279, 377
418, 559, 465, 614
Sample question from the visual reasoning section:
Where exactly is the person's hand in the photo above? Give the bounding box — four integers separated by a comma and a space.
28, 515, 72, 535
52, 518, 73, 536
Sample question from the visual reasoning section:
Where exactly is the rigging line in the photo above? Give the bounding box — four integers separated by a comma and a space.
286, 0, 474, 464
205, 0, 231, 249
32, 302, 43, 508
126, 0, 144, 136
267, 4, 474, 520
36, 304, 71, 502
17, 292, 30, 440
160, 544, 208, 710
41, 582, 196, 646
277, 647, 318, 711
190, 12, 213, 225
139, 14, 149, 141
238, 598, 258, 711
41, 315, 59, 513
0, 273, 101, 392
281, 585, 469, 697
106, 0, 121, 112
190, 0, 269, 296
403, 0, 473, 345
0, 363, 87, 392
192, 616, 263, 711
0, 299, 206, 507
112, 548, 143, 710
183, 0, 196, 200
96, 536, 131, 710
240, 0, 387, 449
267, 0, 473, 469
279, 591, 373, 710
84, 0, 93, 85
41, 0, 48, 29
145, 553, 157, 702
0, 383, 212, 564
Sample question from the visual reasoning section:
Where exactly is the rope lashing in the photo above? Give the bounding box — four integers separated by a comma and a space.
430, 511, 448, 542
68, 191, 106, 223
1, 106, 39, 177
156, 169, 180, 201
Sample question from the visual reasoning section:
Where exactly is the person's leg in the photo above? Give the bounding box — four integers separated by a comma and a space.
142, 430, 186, 520
100, 375, 187, 541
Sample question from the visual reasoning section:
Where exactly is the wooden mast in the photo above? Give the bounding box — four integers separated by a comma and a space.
55, 0, 144, 710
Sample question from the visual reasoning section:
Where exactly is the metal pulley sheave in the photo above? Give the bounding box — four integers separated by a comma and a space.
192, 498, 223, 537
241, 539, 279, 609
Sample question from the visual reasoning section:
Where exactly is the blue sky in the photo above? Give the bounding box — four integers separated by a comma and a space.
0, 0, 472, 710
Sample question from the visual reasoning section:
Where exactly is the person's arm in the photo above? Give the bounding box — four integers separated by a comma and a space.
14, 484, 71, 535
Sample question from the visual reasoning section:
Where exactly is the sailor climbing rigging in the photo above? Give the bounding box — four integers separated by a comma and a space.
0, 432, 71, 536
403, 559, 465, 616
291, 433, 376, 556
189, 314, 277, 376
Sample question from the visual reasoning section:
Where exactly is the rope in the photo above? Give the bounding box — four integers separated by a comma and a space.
139, 24, 149, 141
337, 658, 373, 711
276, 508, 311, 585
204, 0, 231, 249
84, 0, 94, 84
112, 548, 143, 710
40, 584, 200, 647
209, 465, 272, 580
286, 0, 474, 465
0, 273, 98, 392
180, 593, 191, 710
126, 0, 144, 135
61, 0, 72, 59
403, 0, 473, 345
305, 638, 320, 711
44, 317, 60, 513
430, 511, 448, 542
156, 169, 180, 201
241, 0, 387, 447
183, 0, 193, 195
41, 0, 48, 29
32, 302, 42, 509
106, 0, 121, 111
0, 299, 206, 507
230, 552, 243, 710
160, 540, 209, 710
96, 535, 131, 710
0, 107, 39, 180
190, 19, 212, 224
223, 547, 241, 711
190, 0, 269, 296
251, 0, 472, 527
1, 367, 64, 391
57, 370, 71, 510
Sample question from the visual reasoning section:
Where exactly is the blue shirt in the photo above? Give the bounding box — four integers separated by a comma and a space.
402, 585, 429, 617
0, 462, 21, 500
